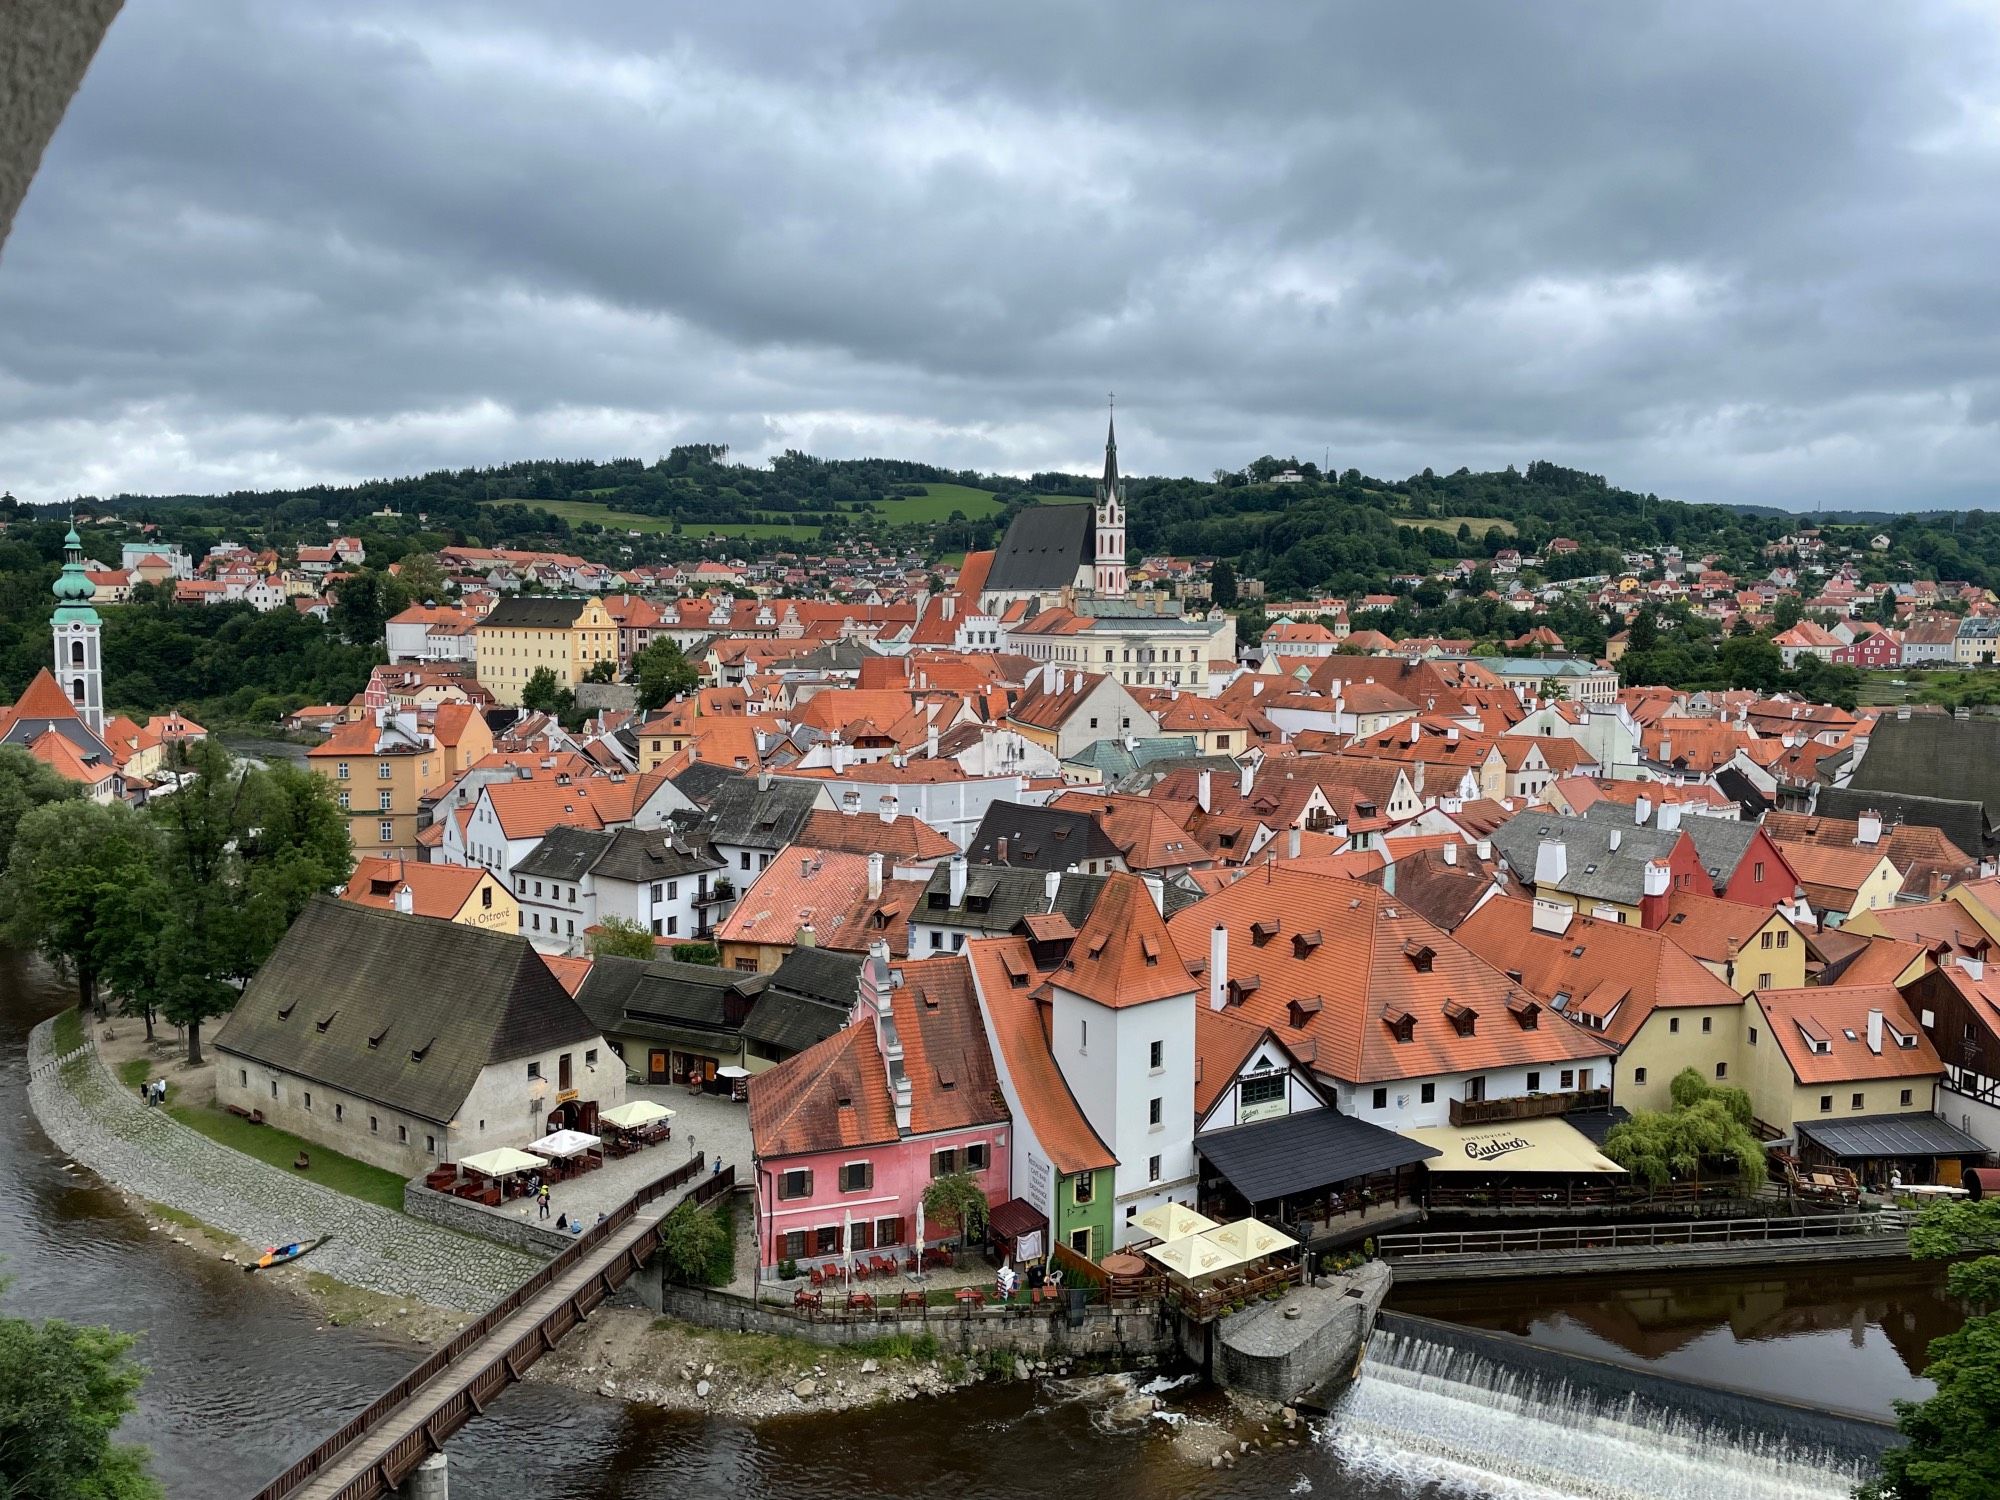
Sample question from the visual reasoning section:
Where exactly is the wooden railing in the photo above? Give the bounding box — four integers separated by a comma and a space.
1448, 1087, 1611, 1127
1165, 1259, 1305, 1322
249, 1155, 727, 1500
1377, 1211, 1905, 1261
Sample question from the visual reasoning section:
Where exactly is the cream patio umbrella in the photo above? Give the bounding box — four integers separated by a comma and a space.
460, 1147, 544, 1179
1140, 1232, 1248, 1281
1132, 1202, 1219, 1243
1198, 1218, 1299, 1265
600, 1100, 675, 1130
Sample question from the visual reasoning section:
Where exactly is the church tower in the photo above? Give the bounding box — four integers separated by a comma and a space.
51, 524, 104, 735
1094, 405, 1127, 597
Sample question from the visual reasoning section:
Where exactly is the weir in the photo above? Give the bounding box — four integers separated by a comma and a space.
1317, 1311, 1893, 1499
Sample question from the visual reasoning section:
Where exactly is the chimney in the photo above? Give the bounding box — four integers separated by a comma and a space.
926, 725, 939, 761
1856, 810, 1883, 846
1442, 841, 1457, 866
393, 883, 414, 915
1866, 1007, 1884, 1055
1657, 800, 1683, 833
1643, 859, 1670, 898
757, 766, 772, 792
1446, 725, 1459, 743
867, 851, 884, 901
1608, 829, 1622, 852
1044, 868, 1061, 907
1197, 770, 1212, 813
949, 855, 967, 907
797, 922, 817, 949
1287, 825, 1302, 859
1660, 735, 1672, 762
1534, 838, 1569, 887
996, 836, 1009, 865
1239, 760, 1254, 797
1476, 839, 1492, 862
1530, 897, 1573, 935
879, 792, 899, 824
1209, 924, 1229, 1012
842, 788, 861, 815
1634, 794, 1651, 827
1143, 873, 1166, 914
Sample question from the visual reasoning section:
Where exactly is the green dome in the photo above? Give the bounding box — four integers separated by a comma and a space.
52, 526, 98, 606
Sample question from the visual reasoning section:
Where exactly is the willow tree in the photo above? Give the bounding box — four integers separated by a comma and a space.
1602, 1068, 1766, 1193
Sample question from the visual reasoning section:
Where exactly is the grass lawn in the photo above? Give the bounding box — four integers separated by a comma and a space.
52, 1008, 83, 1054
118, 1056, 154, 1091
1402, 513, 1519, 537
481, 498, 679, 533
166, 1100, 409, 1211
852, 482, 1005, 524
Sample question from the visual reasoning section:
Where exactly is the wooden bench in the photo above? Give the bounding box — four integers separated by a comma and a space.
292, 1152, 311, 1171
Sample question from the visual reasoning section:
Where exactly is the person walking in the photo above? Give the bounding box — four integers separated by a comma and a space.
537, 1184, 552, 1221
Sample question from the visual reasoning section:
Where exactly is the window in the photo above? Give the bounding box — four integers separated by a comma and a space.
1633, 1067, 1648, 1085
1900, 1088, 1914, 1107
270, 1079, 278, 1099
527, 1061, 541, 1080
1148, 1097, 1163, 1127
1851, 1092, 1865, 1110
426, 1134, 436, 1153
397, 1124, 408, 1143
378, 790, 392, 811
239, 1069, 247, 1087
1777, 931, 1789, 949
839, 1161, 873, 1193
303, 1091, 312, 1110
1749, 1027, 1758, 1045
531, 914, 541, 932
1371, 1087, 1388, 1110
585, 1048, 598, 1068
1069, 1227, 1092, 1257
1073, 1174, 1095, 1205
1819, 1095, 1833, 1113
337, 791, 350, 810
783, 1229, 809, 1260
377, 761, 392, 780
1464, 1076, 1486, 1103
482, 886, 493, 909
1147, 1155, 1162, 1183
779, 1169, 813, 1200
1754, 861, 1765, 883
965, 1142, 989, 1172
379, 821, 393, 844
1715, 1062, 1728, 1079
741, 852, 751, 871
1669, 1017, 1680, 1034
370, 1115, 380, 1133
1527, 1071, 1542, 1092
1240, 1075, 1285, 1109
1149, 1039, 1163, 1071
1559, 1070, 1575, 1090
1079, 1018, 1088, 1052
1761, 931, 1774, 950
931, 1148, 958, 1178
337, 762, 350, 780
815, 1225, 840, 1256
334, 1103, 344, 1123
1419, 1082, 1436, 1104
1701, 1016, 1713, 1034
876, 1216, 902, 1247
1758, 972, 1773, 989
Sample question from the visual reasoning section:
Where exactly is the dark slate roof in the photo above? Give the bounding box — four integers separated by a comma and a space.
1815, 786, 1993, 860
703, 776, 823, 851
768, 945, 864, 1008
480, 595, 594, 630
1489, 810, 1681, 907
965, 801, 1123, 872
1564, 1106, 1632, 1147
212, 897, 601, 1125
670, 759, 741, 806
1196, 1109, 1440, 1204
574, 955, 764, 1040
1584, 804, 1758, 892
591, 826, 724, 884
984, 503, 1094, 594
1714, 766, 1771, 820
514, 825, 613, 882
1797, 1112, 1986, 1159
1850, 714, 2000, 825
918, 865, 1111, 933
739, 989, 851, 1054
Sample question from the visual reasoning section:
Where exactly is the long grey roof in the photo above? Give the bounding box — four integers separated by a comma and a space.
513, 825, 612, 882
917, 865, 1108, 933
574, 955, 764, 1040
213, 897, 601, 1125
965, 802, 1123, 871
671, 761, 742, 805
1815, 785, 1992, 859
1581, 803, 1759, 893
1195, 1109, 1438, 1205
739, 989, 850, 1054
1850, 713, 2000, 822
590, 826, 724, 884
1489, 809, 1681, 907
767, 946, 864, 1008
1797, 1112, 1985, 1160
702, 775, 823, 849
984, 503, 1094, 593
480, 595, 595, 630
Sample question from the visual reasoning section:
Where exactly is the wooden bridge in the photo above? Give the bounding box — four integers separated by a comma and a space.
1380, 1209, 1914, 1282
249, 1158, 735, 1500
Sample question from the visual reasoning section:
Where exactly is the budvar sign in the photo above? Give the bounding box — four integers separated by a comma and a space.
1463, 1133, 1531, 1163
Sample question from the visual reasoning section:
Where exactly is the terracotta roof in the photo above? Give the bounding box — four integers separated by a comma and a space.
1658, 891, 1790, 966
1854, 901, 1993, 960
339, 857, 492, 921
965, 938, 1114, 1174
1823, 936, 1927, 988
885, 955, 1007, 1135
1754, 986, 1940, 1086
1762, 811, 1976, 900
748, 1022, 896, 1158
1194, 1008, 1266, 1114
28, 728, 112, 785
1047, 871, 1197, 1009
540, 953, 593, 996
798, 808, 956, 861
6, 668, 80, 722
1772, 840, 1894, 908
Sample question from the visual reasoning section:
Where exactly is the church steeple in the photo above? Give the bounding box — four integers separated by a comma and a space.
51, 521, 104, 734
1093, 398, 1127, 597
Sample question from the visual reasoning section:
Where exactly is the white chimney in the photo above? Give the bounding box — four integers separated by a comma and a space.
393, 883, 414, 915
1530, 897, 1574, 935
757, 766, 772, 792
1209, 924, 1229, 1011
830, 738, 848, 774
1197, 770, 1212, 813
879, 792, 898, 824
1643, 859, 1670, 898
1962, 955, 1986, 982
949, 855, 967, 907
1866, 1007, 1884, 1055
1142, 873, 1166, 914
867, 851, 884, 901
1044, 868, 1061, 907
1634, 794, 1652, 827
1608, 829, 1622, 852
1446, 725, 1459, 743
1239, 760, 1254, 797
1287, 825, 1302, 859
1857, 810, 1883, 846
1441, 840, 1460, 867
1476, 839, 1492, 862
1534, 838, 1569, 886
1657, 800, 1683, 833
927, 725, 939, 761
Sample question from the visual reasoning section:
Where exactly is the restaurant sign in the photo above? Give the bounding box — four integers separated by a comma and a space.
1462, 1132, 1531, 1163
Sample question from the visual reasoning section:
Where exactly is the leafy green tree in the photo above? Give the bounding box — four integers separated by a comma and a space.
669, 942, 720, 966
1602, 1068, 1767, 1193
1720, 632, 1785, 691
521, 667, 566, 716
1861, 1199, 2000, 1500
591, 915, 657, 960
394, 551, 450, 604
656, 1200, 732, 1286
1210, 559, 1238, 607
1628, 606, 1659, 654
0, 746, 80, 875
922, 1171, 991, 1244
583, 657, 618, 685
330, 568, 408, 643
0, 802, 159, 1016
1773, 593, 1804, 631
632, 638, 700, 713
0, 1292, 163, 1499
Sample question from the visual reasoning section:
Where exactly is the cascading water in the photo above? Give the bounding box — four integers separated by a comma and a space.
1318, 1318, 1887, 1500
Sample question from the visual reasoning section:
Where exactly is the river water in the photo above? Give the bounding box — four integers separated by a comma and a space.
1, 950, 1944, 1499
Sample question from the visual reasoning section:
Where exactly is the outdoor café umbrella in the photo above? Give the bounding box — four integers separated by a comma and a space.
460, 1147, 543, 1179
914, 1196, 925, 1271
1198, 1218, 1299, 1264
1141, 1233, 1247, 1281
526, 1128, 601, 1158
599, 1100, 675, 1130
1133, 1202, 1218, 1243
842, 1209, 854, 1291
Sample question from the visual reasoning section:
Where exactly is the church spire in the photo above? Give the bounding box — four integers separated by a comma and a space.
1102, 395, 1119, 495
1093, 398, 1127, 598
51, 518, 104, 735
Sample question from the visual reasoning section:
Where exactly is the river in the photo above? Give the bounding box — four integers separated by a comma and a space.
1, 950, 1945, 1499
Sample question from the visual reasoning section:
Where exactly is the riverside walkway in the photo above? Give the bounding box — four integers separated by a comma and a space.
1380, 1211, 1914, 1282
253, 1160, 734, 1500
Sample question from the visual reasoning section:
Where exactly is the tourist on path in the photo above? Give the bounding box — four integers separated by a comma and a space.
538, 1185, 551, 1220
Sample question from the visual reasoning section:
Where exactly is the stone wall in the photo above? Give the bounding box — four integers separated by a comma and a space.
403, 1181, 568, 1256
1197, 1263, 1391, 1405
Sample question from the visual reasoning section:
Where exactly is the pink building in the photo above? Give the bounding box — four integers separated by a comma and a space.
1833, 629, 1902, 670
748, 948, 1010, 1271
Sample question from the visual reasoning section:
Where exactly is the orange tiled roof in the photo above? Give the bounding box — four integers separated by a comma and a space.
748, 1023, 896, 1158
799, 808, 956, 861
966, 938, 1114, 1174
1046, 871, 1197, 1009
338, 857, 491, 921
1755, 986, 1940, 1085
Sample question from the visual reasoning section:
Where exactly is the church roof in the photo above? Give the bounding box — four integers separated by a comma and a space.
983, 503, 1094, 595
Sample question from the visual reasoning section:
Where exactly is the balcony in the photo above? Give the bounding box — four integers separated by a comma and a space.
693, 881, 735, 907
1449, 1087, 1611, 1128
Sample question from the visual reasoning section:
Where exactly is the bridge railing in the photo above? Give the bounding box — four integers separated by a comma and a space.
1376, 1211, 1907, 1261
248, 1152, 719, 1500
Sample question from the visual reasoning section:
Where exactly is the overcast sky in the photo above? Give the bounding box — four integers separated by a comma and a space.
5, 2, 2000, 511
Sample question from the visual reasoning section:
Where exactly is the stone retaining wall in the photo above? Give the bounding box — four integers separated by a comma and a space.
403, 1181, 569, 1256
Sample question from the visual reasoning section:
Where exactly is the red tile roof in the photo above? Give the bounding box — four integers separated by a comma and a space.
1047, 872, 1197, 1009
1754, 986, 1940, 1086
966, 938, 1114, 1174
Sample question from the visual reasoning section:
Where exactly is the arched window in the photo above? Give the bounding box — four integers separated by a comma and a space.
71, 678, 86, 703
69, 639, 84, 665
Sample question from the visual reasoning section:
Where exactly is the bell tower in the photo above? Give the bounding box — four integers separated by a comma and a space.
51, 522, 104, 734
1094, 399, 1127, 597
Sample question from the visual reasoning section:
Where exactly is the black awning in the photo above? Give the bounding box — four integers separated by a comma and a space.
1197, 1109, 1440, 1205
1565, 1107, 1631, 1146
1798, 1112, 1987, 1160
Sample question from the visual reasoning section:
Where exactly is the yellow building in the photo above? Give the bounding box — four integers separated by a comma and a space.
473, 596, 619, 707
338, 857, 519, 933
307, 714, 440, 856
1945, 875, 2000, 946
1745, 985, 1942, 1136
1661, 893, 1809, 994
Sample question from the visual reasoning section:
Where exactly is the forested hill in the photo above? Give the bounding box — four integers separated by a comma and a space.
15, 449, 2000, 593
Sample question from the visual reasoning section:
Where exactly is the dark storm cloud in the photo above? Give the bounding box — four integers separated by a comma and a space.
3, 1, 1999, 508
